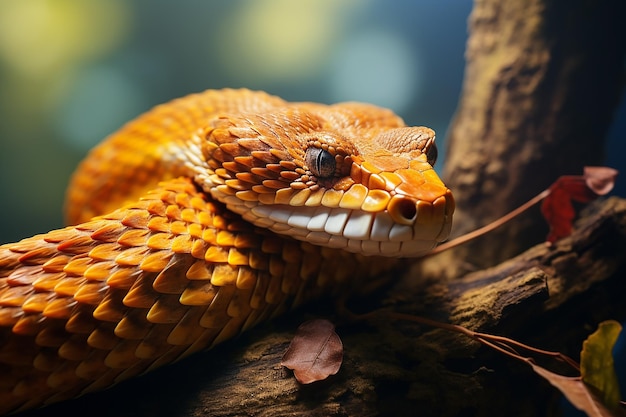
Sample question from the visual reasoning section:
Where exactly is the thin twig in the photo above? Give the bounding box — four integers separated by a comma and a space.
351, 309, 581, 375
423, 188, 551, 257
474, 332, 580, 371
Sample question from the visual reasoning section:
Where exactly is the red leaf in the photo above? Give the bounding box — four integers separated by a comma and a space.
541, 166, 618, 243
281, 319, 343, 384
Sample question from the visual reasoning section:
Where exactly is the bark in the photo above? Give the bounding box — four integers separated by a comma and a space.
439, 0, 626, 274
17, 197, 626, 417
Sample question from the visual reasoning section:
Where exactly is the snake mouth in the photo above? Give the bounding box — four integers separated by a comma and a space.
237, 189, 454, 258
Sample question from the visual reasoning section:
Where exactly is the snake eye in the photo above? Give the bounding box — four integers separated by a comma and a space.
305, 147, 336, 178
426, 143, 438, 166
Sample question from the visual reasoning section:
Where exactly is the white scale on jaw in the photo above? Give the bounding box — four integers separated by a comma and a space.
247, 205, 418, 242
209, 190, 440, 256
241, 202, 441, 256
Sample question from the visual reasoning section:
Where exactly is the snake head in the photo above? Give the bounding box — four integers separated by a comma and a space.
200, 103, 454, 258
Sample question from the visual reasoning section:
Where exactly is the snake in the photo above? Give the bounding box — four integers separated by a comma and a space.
0, 89, 453, 414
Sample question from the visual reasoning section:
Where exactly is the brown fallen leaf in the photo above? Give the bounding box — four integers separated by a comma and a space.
281, 319, 343, 384
530, 364, 623, 417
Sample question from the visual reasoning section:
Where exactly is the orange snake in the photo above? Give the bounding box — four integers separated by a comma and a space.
0, 89, 453, 414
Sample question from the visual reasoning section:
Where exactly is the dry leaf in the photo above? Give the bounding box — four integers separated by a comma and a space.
540, 166, 618, 243
530, 364, 620, 417
584, 167, 619, 196
281, 319, 343, 384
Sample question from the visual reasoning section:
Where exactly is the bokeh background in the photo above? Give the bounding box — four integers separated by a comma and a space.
0, 0, 624, 243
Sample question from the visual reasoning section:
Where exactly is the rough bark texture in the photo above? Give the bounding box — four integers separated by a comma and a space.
440, 0, 626, 274
15, 197, 626, 416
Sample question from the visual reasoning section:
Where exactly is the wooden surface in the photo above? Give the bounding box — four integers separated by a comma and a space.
17, 197, 626, 416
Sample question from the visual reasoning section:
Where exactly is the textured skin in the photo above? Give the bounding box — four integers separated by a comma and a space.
0, 89, 453, 414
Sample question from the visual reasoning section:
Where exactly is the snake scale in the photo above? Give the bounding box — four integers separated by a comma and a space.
0, 89, 454, 414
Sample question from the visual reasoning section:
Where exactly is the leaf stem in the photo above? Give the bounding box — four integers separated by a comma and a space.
423, 188, 552, 257
354, 310, 580, 374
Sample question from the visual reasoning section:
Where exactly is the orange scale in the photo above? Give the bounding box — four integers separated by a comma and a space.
90, 222, 126, 243
187, 223, 204, 239
83, 262, 116, 281
7, 265, 44, 286
165, 204, 182, 220
139, 251, 173, 272
197, 211, 214, 227
180, 208, 197, 223
53, 277, 87, 298
104, 339, 142, 369
116, 229, 150, 247
106, 268, 140, 290
18, 246, 57, 264
190, 196, 207, 211
185, 260, 212, 280
56, 235, 94, 254
22, 293, 54, 314
120, 210, 150, 229
210, 264, 238, 287
147, 217, 171, 233
174, 192, 191, 208
227, 248, 249, 266
92, 296, 125, 324
171, 234, 194, 254
73, 282, 107, 305
166, 308, 207, 345
190, 239, 208, 259
115, 246, 150, 266
204, 246, 229, 263
216, 230, 236, 246
65, 307, 98, 334
146, 233, 174, 250
10, 314, 39, 336
58, 336, 90, 361
63, 256, 95, 276
180, 280, 217, 305
88, 243, 121, 262
41, 255, 73, 274
35, 321, 71, 348
146, 295, 188, 324
0, 305, 22, 327
46, 362, 80, 389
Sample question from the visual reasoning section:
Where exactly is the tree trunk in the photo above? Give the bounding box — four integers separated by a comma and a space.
439, 0, 626, 275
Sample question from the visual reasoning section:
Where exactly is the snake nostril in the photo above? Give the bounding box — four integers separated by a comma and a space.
389, 196, 417, 225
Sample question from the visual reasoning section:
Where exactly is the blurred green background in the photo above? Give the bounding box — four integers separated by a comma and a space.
0, 0, 623, 243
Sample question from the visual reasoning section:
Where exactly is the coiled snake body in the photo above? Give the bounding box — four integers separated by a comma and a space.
0, 89, 453, 414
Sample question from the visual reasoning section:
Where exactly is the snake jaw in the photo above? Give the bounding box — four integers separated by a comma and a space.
209, 164, 453, 258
